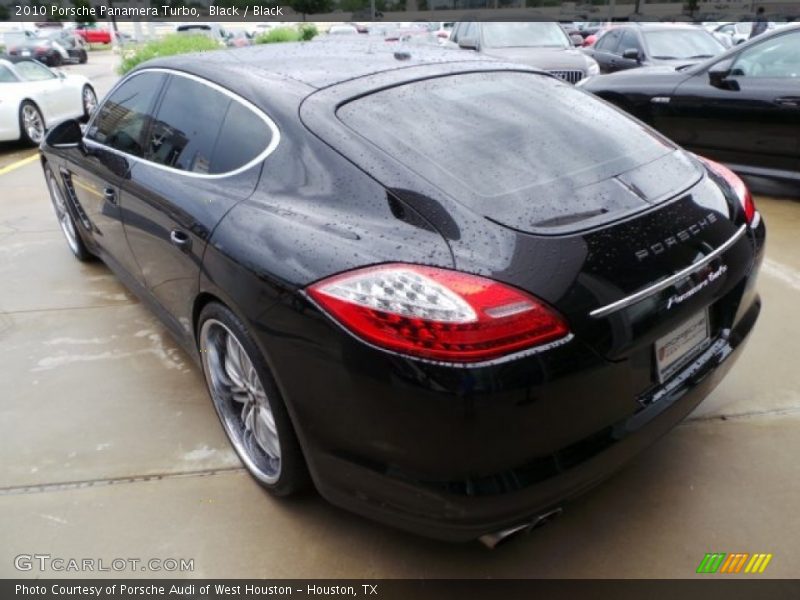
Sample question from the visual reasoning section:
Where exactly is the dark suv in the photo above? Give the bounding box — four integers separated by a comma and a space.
448, 21, 599, 83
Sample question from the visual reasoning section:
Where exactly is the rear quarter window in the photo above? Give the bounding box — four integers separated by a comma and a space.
145, 74, 273, 175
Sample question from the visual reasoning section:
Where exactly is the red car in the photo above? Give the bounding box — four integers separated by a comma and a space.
74, 24, 112, 44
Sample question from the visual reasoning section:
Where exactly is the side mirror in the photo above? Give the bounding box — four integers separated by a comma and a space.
55, 69, 66, 79
458, 37, 479, 51
45, 119, 83, 150
570, 33, 583, 46
622, 48, 641, 61
708, 58, 738, 90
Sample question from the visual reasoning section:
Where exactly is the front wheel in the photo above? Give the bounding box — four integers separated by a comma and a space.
44, 165, 92, 261
19, 101, 45, 146
198, 302, 309, 496
79, 49, 88, 64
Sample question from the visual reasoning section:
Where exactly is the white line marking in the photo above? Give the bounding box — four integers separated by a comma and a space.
762, 258, 800, 292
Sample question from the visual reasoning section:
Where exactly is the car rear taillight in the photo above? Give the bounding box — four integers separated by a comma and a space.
306, 264, 569, 363
698, 156, 756, 225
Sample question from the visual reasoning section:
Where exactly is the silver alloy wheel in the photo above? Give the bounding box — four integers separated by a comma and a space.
200, 319, 282, 483
22, 104, 44, 144
46, 172, 80, 255
82, 87, 97, 116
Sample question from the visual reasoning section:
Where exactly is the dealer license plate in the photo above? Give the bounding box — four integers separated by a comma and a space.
654, 310, 710, 383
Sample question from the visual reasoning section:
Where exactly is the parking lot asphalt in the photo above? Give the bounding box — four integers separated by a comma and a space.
1, 52, 799, 578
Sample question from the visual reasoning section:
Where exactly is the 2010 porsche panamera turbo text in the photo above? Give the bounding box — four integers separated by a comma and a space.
39, 42, 765, 545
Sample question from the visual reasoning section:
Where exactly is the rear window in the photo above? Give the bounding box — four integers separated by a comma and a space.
337, 71, 675, 229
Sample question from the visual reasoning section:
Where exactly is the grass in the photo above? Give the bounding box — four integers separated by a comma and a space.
118, 34, 222, 74
254, 27, 301, 44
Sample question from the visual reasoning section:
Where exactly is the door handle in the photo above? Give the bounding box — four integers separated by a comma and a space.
169, 229, 192, 252
103, 187, 117, 205
774, 96, 800, 107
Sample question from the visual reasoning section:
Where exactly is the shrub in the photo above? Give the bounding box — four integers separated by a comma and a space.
298, 24, 319, 41
253, 27, 301, 44
118, 34, 221, 74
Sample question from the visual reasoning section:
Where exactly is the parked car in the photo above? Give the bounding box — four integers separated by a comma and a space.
449, 21, 600, 83
714, 22, 763, 45
426, 21, 455, 41
226, 29, 253, 48
581, 23, 621, 48
559, 22, 585, 46
39, 42, 764, 545
345, 22, 369, 34
584, 24, 726, 74
579, 24, 800, 182
0, 57, 96, 145
6, 30, 88, 67
175, 23, 228, 47
74, 23, 112, 45
328, 24, 360, 36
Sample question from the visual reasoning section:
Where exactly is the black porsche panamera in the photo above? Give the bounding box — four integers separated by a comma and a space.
40, 42, 765, 545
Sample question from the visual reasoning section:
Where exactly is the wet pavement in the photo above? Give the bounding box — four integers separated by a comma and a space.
0, 52, 798, 578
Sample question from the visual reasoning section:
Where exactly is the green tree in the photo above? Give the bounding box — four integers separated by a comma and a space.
290, 0, 333, 19
71, 0, 95, 24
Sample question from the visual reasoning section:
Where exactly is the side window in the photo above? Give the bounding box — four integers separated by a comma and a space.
210, 101, 272, 174
596, 29, 622, 53
731, 32, 800, 78
0, 65, 18, 82
619, 30, 642, 56
145, 75, 272, 175
145, 75, 230, 174
14, 61, 55, 81
86, 72, 165, 157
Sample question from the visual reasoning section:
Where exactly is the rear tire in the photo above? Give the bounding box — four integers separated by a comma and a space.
198, 302, 310, 496
44, 164, 92, 262
50, 52, 63, 67
81, 85, 97, 121
79, 49, 88, 64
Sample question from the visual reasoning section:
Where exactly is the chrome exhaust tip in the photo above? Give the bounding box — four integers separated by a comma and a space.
478, 507, 563, 550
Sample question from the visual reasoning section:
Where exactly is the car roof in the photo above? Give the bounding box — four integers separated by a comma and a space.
0, 55, 40, 64
139, 40, 495, 90
615, 23, 702, 31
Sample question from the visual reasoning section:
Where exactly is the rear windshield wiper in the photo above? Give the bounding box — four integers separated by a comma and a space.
686, 54, 713, 59
652, 55, 678, 59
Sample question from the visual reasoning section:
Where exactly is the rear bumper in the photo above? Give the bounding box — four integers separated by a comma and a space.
306, 296, 758, 541
254, 217, 765, 542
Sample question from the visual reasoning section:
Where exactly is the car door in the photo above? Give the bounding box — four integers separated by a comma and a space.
121, 72, 271, 339
69, 71, 168, 283
15, 60, 72, 121
591, 29, 623, 73
615, 29, 644, 71
654, 29, 800, 173
12, 60, 60, 119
